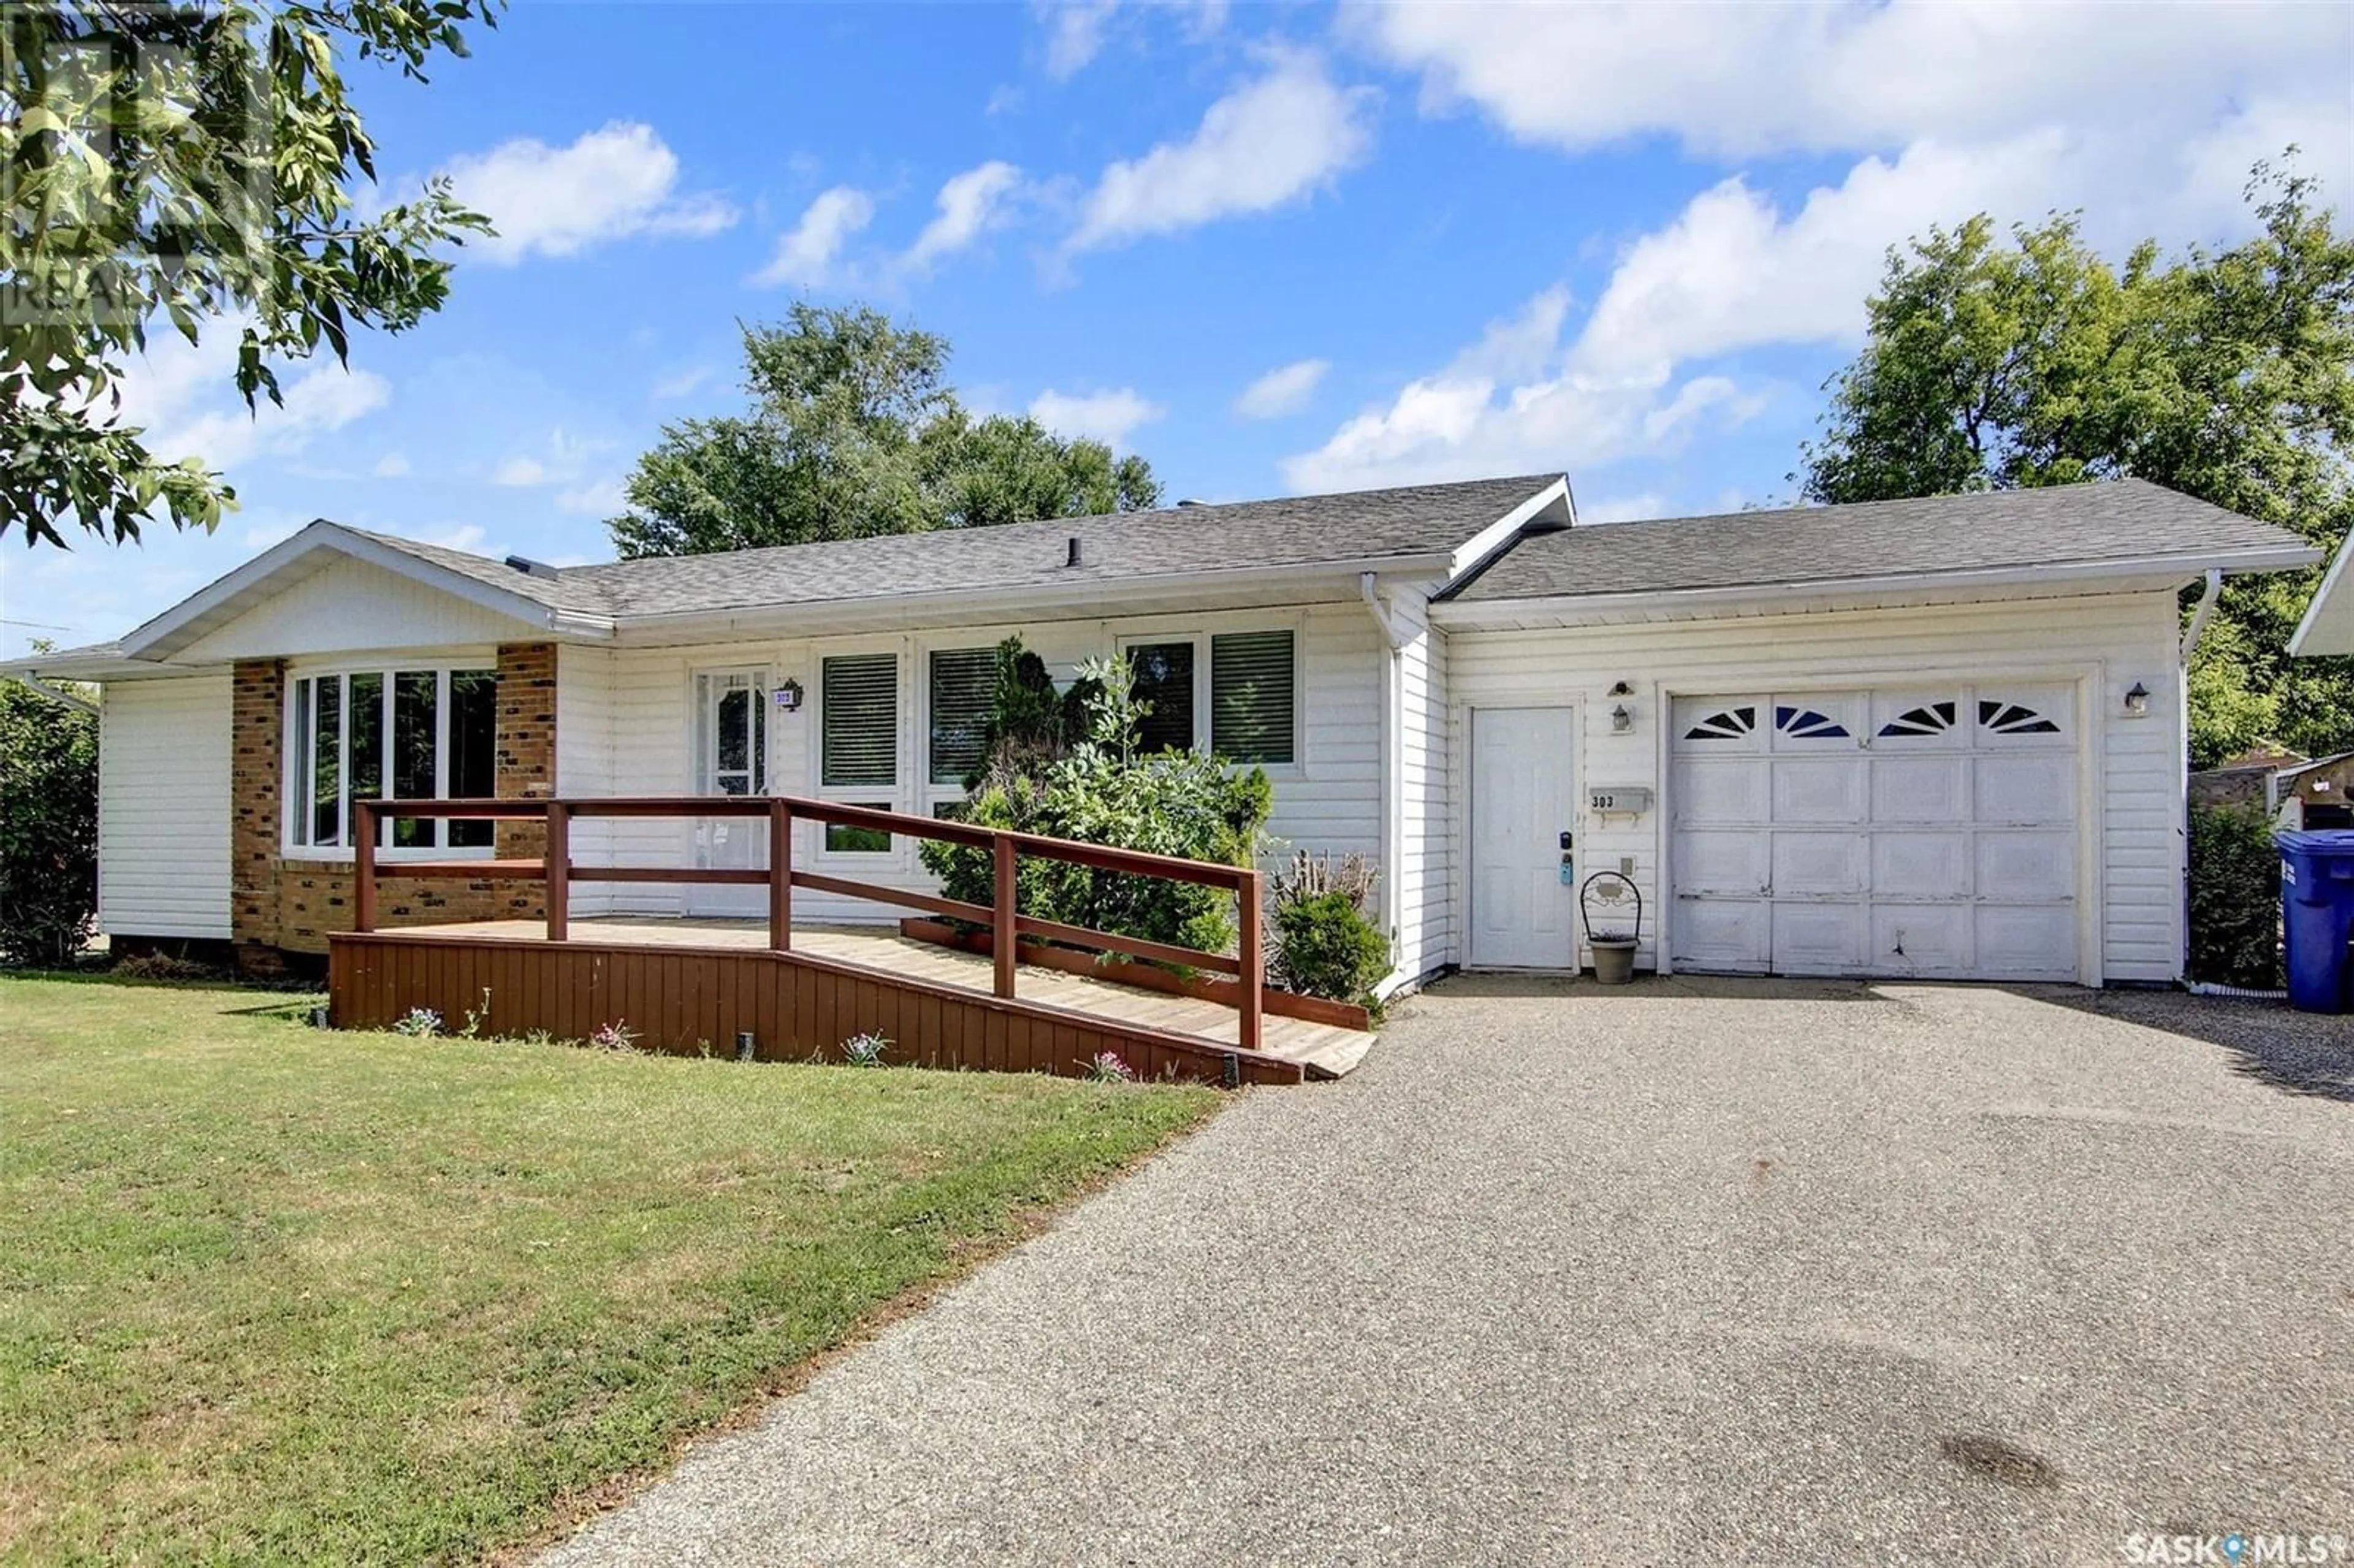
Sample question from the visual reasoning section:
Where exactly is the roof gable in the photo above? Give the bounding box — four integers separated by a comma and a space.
120, 522, 614, 660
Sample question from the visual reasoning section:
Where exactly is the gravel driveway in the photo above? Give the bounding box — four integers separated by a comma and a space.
543, 978, 2354, 1567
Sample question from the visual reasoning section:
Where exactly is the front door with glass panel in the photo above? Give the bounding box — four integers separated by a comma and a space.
690, 669, 768, 918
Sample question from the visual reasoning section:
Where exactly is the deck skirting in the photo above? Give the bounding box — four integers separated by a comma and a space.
327, 931, 1308, 1085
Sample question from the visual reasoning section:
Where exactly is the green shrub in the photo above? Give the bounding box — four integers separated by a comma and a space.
2187, 801, 2283, 988
1270, 889, 1390, 1007
0, 677, 99, 968
921, 649, 1272, 958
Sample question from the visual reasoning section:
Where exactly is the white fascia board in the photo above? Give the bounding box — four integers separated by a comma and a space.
1443, 476, 1572, 580
2288, 531, 2354, 657
0, 649, 169, 680
608, 555, 1460, 640
1428, 546, 2323, 629
120, 522, 614, 658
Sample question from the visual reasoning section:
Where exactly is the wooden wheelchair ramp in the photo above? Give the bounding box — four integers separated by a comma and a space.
328, 795, 1377, 1087
330, 920, 1374, 1084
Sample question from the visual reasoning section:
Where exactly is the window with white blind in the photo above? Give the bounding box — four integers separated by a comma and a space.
1116, 628, 1298, 766
1210, 630, 1295, 765
821, 652, 899, 852
1126, 641, 1196, 755
288, 666, 497, 853
928, 647, 997, 788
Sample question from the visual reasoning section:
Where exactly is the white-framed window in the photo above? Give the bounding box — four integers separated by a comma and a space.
924, 644, 998, 813
287, 664, 497, 855
1114, 628, 1298, 767
819, 651, 899, 853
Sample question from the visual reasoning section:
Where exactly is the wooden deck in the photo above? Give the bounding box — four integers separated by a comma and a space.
330, 918, 1376, 1083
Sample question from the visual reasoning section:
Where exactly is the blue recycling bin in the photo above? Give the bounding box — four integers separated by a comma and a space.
2276, 830, 2354, 1013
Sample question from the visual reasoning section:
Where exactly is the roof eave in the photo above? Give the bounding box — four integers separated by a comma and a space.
607, 552, 1467, 635
0, 649, 175, 680
1428, 546, 2324, 628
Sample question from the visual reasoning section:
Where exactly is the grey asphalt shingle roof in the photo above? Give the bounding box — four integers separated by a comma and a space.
337, 476, 1558, 624
340, 527, 620, 618
536, 473, 1564, 618
1445, 479, 2313, 603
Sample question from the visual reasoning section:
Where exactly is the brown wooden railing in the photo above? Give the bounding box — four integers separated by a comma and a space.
351, 795, 1267, 1051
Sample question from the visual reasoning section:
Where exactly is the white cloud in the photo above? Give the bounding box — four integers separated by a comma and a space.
413, 523, 488, 553
1068, 56, 1375, 252
650, 363, 717, 400
1353, 0, 2350, 161
557, 478, 627, 517
371, 452, 411, 478
1041, 0, 1119, 78
905, 161, 1025, 270
1576, 493, 1667, 526
1282, 64, 2352, 498
120, 333, 390, 472
1029, 387, 1165, 448
1233, 357, 1330, 419
443, 122, 738, 264
752, 186, 875, 289
490, 428, 606, 490
1574, 137, 2055, 383
1037, 0, 1227, 79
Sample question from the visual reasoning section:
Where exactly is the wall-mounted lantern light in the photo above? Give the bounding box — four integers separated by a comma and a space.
775, 679, 804, 712
1610, 703, 1636, 734
2123, 681, 2150, 718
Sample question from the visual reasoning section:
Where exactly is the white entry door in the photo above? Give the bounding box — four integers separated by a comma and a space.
689, 669, 768, 918
1469, 706, 1579, 968
1669, 685, 2081, 981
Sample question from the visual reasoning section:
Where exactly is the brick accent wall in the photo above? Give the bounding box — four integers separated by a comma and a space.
228, 642, 557, 969
493, 641, 556, 863
230, 659, 288, 975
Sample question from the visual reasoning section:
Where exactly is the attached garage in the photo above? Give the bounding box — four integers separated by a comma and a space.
1668, 684, 2083, 981
1431, 481, 2325, 988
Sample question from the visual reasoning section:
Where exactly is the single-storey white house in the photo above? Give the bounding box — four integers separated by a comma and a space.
4, 473, 2320, 990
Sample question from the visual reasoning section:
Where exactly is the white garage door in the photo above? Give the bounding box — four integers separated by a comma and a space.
1669, 685, 2081, 981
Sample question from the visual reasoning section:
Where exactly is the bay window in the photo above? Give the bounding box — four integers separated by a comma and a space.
289, 666, 497, 853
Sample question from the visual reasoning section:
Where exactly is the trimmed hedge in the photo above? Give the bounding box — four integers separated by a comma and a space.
0, 679, 99, 967
2186, 801, 2283, 989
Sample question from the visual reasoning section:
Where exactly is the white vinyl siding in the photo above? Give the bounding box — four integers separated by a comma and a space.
176, 554, 535, 661
97, 674, 232, 939
1396, 610, 1453, 984
1446, 591, 2185, 984
565, 604, 1385, 927
555, 645, 619, 916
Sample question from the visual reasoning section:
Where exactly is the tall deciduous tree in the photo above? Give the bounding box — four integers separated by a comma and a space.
3, 1, 498, 550
1798, 159, 2354, 766
607, 304, 1162, 558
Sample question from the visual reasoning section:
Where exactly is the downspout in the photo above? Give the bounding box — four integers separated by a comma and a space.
2176, 566, 2224, 988
1361, 573, 1411, 995
2180, 568, 2223, 662
13, 674, 99, 717
1359, 571, 1410, 650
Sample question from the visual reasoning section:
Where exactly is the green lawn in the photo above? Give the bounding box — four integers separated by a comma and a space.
0, 973, 1218, 1565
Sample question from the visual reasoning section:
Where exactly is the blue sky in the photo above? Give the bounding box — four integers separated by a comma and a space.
5, 0, 2348, 659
